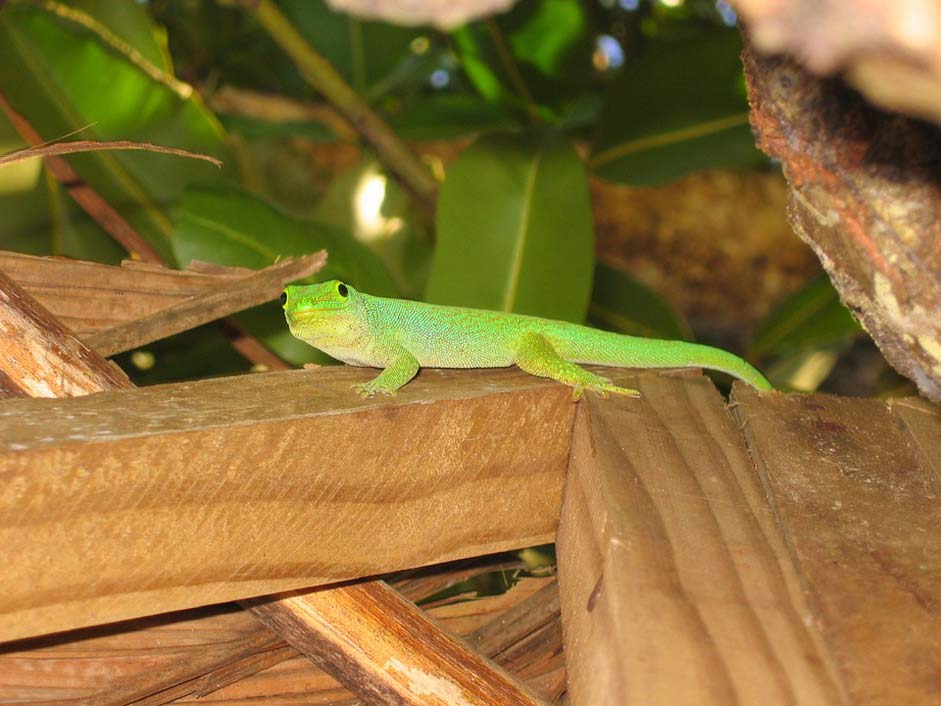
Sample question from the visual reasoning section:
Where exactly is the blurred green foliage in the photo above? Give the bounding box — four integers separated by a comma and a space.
0, 0, 869, 389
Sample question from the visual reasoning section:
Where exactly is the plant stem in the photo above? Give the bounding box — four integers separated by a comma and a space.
485, 19, 540, 124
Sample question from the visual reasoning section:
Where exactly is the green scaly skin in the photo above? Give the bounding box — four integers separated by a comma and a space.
282, 280, 773, 399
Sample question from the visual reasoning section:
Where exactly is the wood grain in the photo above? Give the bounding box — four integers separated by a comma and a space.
0, 250, 325, 354
0, 574, 558, 705
245, 581, 552, 706
85, 252, 326, 356
0, 269, 132, 397
558, 374, 845, 706
732, 385, 941, 706
889, 397, 941, 488
0, 366, 572, 642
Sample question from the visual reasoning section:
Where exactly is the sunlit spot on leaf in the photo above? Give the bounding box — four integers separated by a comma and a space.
0, 145, 42, 194
353, 168, 391, 242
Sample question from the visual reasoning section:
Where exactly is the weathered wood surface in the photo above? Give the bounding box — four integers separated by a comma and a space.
245, 581, 552, 706
1, 250, 326, 356
0, 258, 557, 706
732, 385, 941, 706
0, 269, 132, 397
0, 366, 572, 642
557, 375, 844, 706
890, 397, 941, 486
0, 567, 560, 706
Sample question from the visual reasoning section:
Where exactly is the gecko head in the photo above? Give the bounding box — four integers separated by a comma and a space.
281, 280, 363, 342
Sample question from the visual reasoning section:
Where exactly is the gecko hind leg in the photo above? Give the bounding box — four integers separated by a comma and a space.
514, 332, 641, 400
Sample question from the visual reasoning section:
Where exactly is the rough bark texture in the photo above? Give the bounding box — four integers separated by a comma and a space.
743, 42, 941, 402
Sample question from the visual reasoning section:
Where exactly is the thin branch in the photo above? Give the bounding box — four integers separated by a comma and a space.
0, 139, 222, 168
485, 19, 540, 123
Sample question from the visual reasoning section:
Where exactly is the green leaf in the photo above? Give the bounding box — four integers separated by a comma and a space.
764, 347, 844, 393
505, 0, 590, 79
172, 184, 398, 365
451, 0, 594, 115
589, 262, 692, 340
749, 273, 862, 359
590, 30, 764, 185
0, 114, 55, 255
0, 1, 229, 261
427, 130, 594, 323
173, 184, 397, 290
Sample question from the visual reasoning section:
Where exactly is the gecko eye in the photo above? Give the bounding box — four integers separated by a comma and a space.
337, 283, 348, 298
280, 290, 288, 306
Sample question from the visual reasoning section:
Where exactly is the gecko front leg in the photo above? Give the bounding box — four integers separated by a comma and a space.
352, 348, 420, 398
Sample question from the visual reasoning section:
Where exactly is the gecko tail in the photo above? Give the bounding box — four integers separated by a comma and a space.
566, 332, 774, 391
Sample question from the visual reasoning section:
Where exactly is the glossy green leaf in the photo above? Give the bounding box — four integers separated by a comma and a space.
0, 1, 229, 261
749, 273, 862, 359
427, 131, 594, 323
590, 30, 764, 185
173, 184, 397, 365
506, 0, 589, 79
173, 184, 397, 289
589, 262, 693, 340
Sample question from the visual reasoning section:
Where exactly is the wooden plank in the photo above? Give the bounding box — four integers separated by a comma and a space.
0, 250, 325, 355
244, 581, 552, 706
0, 570, 556, 705
732, 385, 941, 706
0, 366, 572, 642
557, 374, 845, 706
0, 263, 556, 706
0, 269, 132, 397
84, 252, 326, 356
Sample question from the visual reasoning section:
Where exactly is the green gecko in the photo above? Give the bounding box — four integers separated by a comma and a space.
281, 280, 772, 399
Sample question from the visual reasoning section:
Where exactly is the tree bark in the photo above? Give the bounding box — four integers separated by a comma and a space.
743, 41, 941, 402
